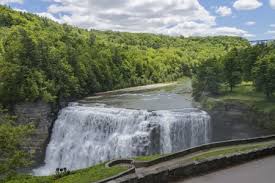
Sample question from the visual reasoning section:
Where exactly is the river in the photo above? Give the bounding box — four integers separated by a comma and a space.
33, 80, 271, 175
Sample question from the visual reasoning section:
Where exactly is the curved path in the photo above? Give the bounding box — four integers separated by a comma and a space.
135, 140, 275, 174
172, 155, 275, 183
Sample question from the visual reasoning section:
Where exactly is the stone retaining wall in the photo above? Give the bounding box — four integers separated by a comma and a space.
202, 99, 275, 136
134, 135, 275, 168
115, 145, 275, 183
95, 160, 135, 183
106, 159, 134, 168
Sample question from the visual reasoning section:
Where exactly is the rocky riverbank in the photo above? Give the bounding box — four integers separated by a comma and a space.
200, 97, 275, 141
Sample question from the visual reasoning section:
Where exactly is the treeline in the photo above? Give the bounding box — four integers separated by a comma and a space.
0, 6, 248, 106
193, 43, 275, 99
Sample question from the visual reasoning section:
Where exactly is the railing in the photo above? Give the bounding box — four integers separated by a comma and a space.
249, 39, 275, 45
95, 135, 275, 183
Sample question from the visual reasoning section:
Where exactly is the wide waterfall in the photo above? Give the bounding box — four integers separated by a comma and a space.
34, 104, 211, 175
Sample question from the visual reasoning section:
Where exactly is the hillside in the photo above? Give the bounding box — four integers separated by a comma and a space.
0, 5, 249, 106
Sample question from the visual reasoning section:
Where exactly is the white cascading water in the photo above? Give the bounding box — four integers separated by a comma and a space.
34, 104, 211, 175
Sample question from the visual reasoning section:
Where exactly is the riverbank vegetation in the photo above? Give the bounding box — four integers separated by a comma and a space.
193, 42, 275, 110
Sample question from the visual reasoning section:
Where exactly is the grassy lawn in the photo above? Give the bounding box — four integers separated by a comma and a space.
135, 141, 275, 163
192, 141, 275, 161
6, 164, 128, 183
218, 82, 275, 113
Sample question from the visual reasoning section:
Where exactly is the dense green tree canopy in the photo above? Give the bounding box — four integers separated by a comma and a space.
0, 5, 249, 106
192, 57, 224, 99
192, 41, 275, 99
223, 48, 242, 91
253, 51, 275, 98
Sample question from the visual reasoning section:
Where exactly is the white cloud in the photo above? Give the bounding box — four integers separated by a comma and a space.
246, 21, 256, 26
212, 27, 255, 38
233, 0, 262, 10
215, 6, 232, 17
0, 0, 23, 4
23, 0, 252, 38
270, 24, 275, 27
270, 0, 275, 9
266, 30, 275, 34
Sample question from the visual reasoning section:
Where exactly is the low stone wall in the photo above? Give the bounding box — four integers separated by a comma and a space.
95, 160, 135, 183
169, 146, 275, 180
115, 145, 275, 183
134, 135, 275, 168
106, 159, 134, 168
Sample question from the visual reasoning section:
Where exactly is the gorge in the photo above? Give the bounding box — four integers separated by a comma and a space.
33, 81, 272, 176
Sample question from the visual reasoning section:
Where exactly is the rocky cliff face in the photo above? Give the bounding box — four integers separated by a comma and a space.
202, 99, 274, 142
13, 101, 55, 166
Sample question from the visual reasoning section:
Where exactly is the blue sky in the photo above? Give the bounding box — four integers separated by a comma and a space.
1, 0, 275, 40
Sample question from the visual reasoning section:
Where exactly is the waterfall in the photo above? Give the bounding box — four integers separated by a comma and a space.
34, 104, 211, 175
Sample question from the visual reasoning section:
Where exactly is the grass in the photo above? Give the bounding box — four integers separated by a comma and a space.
7, 140, 275, 183
134, 154, 164, 161
202, 82, 275, 130
218, 82, 275, 113
192, 141, 275, 161
135, 141, 275, 164
201, 82, 275, 130
6, 164, 128, 183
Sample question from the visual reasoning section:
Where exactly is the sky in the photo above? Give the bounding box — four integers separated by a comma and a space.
1, 0, 275, 40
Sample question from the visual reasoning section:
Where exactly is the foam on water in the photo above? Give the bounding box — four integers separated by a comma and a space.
34, 105, 211, 175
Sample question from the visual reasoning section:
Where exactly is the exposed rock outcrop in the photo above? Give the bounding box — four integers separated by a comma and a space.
13, 101, 56, 166
201, 98, 274, 142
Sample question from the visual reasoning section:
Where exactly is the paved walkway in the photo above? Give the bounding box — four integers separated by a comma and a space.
136, 140, 275, 174
172, 155, 275, 183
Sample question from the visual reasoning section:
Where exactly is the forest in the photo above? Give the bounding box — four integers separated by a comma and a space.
193, 42, 275, 99
0, 5, 248, 107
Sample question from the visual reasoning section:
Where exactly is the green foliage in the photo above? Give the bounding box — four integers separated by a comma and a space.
0, 5, 248, 105
238, 44, 267, 81
253, 52, 275, 98
0, 108, 34, 182
192, 57, 224, 100
223, 48, 242, 91
193, 41, 275, 99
